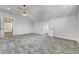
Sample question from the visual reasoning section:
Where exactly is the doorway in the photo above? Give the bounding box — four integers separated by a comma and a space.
4, 17, 13, 37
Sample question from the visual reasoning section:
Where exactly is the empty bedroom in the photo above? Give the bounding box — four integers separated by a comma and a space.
0, 5, 79, 54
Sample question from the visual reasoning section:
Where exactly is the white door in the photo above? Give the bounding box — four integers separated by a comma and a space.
0, 16, 2, 37
4, 20, 12, 36
0, 16, 4, 38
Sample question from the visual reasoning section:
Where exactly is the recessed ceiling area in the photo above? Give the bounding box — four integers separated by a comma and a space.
0, 5, 78, 22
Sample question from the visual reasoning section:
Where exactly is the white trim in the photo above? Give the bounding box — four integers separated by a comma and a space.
55, 36, 78, 42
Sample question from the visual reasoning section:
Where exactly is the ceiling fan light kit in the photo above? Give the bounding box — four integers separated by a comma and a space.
21, 11, 27, 16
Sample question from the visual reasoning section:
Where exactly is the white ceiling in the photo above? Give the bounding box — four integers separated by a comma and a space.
0, 5, 78, 22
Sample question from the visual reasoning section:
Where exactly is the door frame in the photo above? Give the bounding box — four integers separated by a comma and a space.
4, 17, 13, 37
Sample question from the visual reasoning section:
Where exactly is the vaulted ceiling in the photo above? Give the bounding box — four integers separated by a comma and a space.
0, 5, 78, 22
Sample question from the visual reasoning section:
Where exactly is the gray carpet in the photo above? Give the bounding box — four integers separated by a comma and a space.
0, 33, 79, 54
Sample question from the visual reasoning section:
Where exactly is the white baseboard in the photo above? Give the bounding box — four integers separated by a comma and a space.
55, 36, 78, 42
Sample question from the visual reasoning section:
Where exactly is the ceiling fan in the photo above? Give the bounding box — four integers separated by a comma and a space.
18, 5, 29, 16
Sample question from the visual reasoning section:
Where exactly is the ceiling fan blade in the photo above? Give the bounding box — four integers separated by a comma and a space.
17, 5, 27, 10
17, 7, 22, 9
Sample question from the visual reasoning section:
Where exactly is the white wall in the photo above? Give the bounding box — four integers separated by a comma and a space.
33, 21, 48, 35
33, 16, 78, 41
48, 16, 77, 41
77, 7, 79, 41
32, 5, 78, 41
13, 17, 33, 35
0, 11, 33, 37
